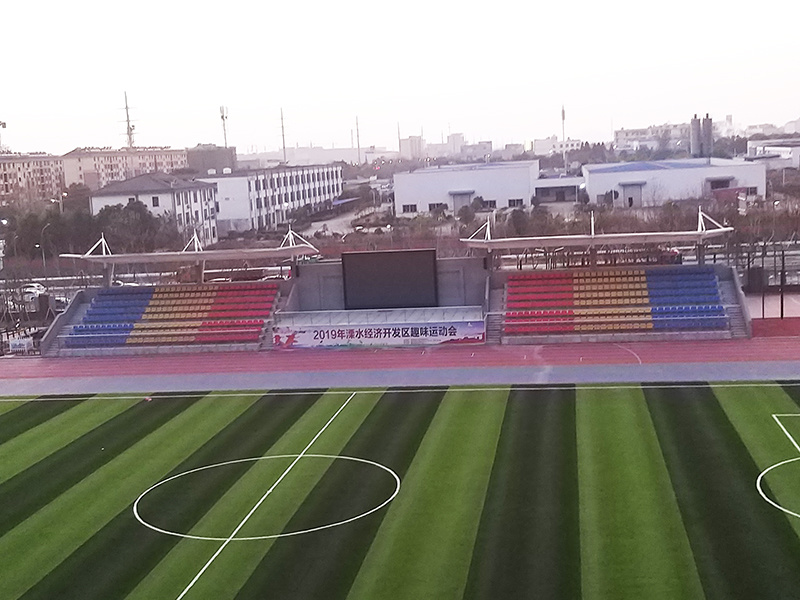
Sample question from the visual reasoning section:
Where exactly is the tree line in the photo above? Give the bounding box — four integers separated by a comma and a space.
1, 185, 183, 263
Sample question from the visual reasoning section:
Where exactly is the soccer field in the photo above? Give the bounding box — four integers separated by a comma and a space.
3, 383, 800, 600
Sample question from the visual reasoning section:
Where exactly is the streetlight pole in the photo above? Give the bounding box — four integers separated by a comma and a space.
40, 222, 51, 282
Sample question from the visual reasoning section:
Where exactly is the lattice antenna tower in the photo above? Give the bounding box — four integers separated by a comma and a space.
220, 106, 229, 148
124, 92, 135, 148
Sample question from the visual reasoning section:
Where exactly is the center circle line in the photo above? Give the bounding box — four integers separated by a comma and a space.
133, 454, 401, 541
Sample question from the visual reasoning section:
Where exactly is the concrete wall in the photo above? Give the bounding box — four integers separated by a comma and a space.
437, 257, 487, 306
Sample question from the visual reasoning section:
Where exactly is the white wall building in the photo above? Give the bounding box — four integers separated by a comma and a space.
747, 139, 800, 169
62, 147, 187, 190
399, 136, 426, 160
582, 159, 766, 208
393, 161, 540, 215
614, 123, 690, 152
90, 173, 218, 246
533, 136, 583, 156
200, 164, 343, 235
0, 153, 64, 204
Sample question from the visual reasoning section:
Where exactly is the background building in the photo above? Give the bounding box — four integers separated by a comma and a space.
614, 123, 690, 153
533, 136, 583, 156
90, 173, 218, 246
200, 163, 343, 235
399, 136, 426, 160
393, 161, 540, 215
746, 139, 800, 169
62, 146, 188, 190
0, 153, 64, 205
187, 144, 237, 175
582, 159, 766, 208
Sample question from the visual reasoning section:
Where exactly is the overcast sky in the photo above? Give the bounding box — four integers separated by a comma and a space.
2, 0, 798, 156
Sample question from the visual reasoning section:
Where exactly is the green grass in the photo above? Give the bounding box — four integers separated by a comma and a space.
3, 383, 800, 599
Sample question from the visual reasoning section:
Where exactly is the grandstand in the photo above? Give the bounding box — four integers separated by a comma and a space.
499, 264, 735, 343
38, 210, 753, 355
55, 281, 279, 355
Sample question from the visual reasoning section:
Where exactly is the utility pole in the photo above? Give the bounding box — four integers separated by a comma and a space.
561, 105, 567, 174
397, 122, 401, 158
220, 106, 229, 148
356, 116, 361, 165
124, 92, 135, 148
280, 108, 287, 163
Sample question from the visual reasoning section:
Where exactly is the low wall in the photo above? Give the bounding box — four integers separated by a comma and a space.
751, 317, 800, 337
273, 306, 485, 349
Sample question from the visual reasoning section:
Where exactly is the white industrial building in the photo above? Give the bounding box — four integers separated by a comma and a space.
200, 164, 343, 235
90, 173, 219, 246
746, 139, 800, 169
393, 161, 540, 215
582, 159, 766, 208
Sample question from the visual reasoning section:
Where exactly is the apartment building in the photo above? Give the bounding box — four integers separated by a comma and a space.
62, 146, 187, 190
0, 153, 64, 204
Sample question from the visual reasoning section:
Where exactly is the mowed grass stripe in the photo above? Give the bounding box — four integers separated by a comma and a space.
0, 391, 258, 600
0, 401, 24, 417
126, 390, 385, 600
0, 395, 139, 485
577, 385, 704, 600
463, 385, 581, 600
715, 383, 800, 540
17, 391, 324, 600
645, 384, 800, 600
346, 387, 508, 600
234, 388, 446, 600
0, 392, 203, 539
0, 395, 89, 445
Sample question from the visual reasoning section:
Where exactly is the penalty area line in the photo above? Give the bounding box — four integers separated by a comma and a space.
772, 414, 800, 454
175, 390, 357, 600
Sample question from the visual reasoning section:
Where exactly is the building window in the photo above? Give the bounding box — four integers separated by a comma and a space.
177, 214, 182, 225
402, 204, 417, 213
483, 200, 496, 209
746, 187, 758, 195
508, 198, 523, 207
152, 196, 159, 207
428, 202, 447, 211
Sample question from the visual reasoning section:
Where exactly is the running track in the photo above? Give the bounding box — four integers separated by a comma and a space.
2, 336, 800, 395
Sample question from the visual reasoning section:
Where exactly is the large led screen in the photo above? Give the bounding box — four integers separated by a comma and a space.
341, 249, 438, 309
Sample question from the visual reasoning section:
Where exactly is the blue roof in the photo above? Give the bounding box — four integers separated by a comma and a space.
587, 160, 714, 174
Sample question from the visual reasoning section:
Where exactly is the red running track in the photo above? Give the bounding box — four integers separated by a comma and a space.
2, 336, 800, 381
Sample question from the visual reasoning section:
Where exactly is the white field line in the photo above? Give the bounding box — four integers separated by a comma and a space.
5, 382, 800, 403
134, 454, 400, 542
773, 414, 800, 453
756, 414, 800, 519
614, 343, 643, 364
175, 391, 357, 600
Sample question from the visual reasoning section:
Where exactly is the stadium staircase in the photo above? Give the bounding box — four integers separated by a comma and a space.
718, 279, 748, 338
50, 281, 280, 356
501, 265, 735, 344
